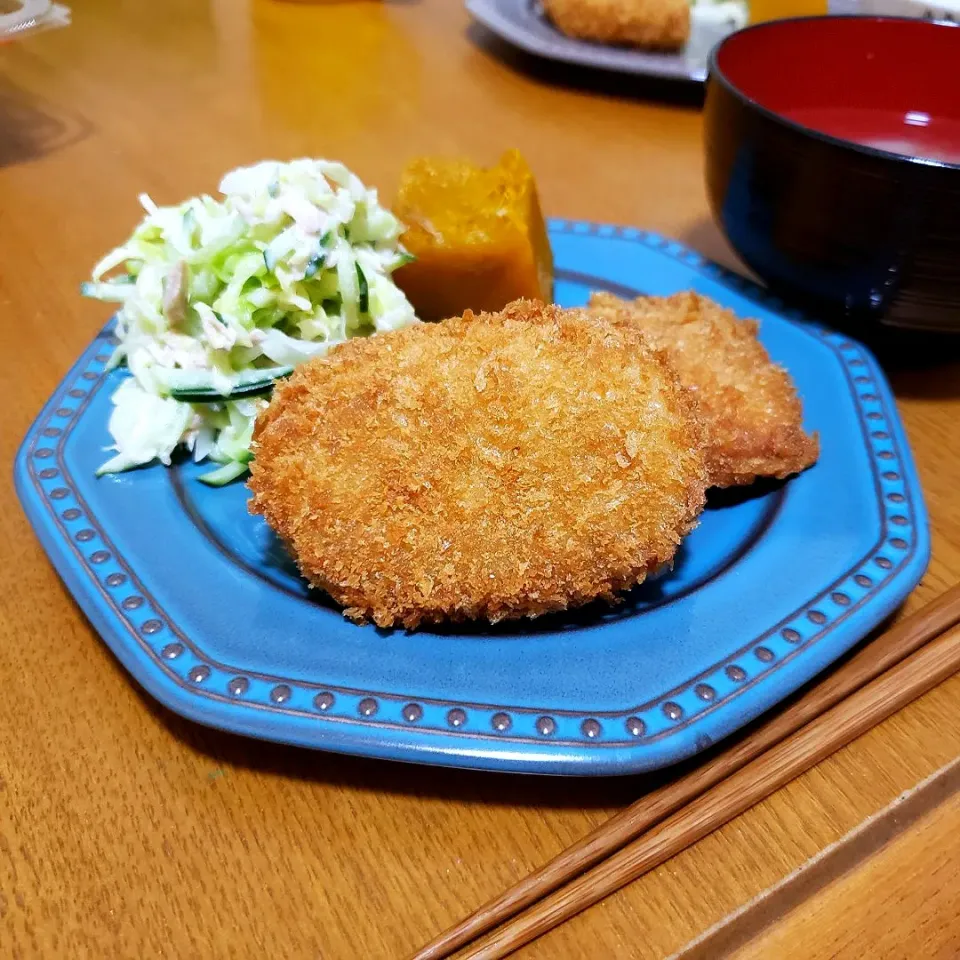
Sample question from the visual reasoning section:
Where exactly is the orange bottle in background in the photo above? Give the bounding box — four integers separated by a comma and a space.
748, 0, 831, 22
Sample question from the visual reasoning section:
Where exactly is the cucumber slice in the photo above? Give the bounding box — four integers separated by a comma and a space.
166, 364, 294, 403
198, 460, 250, 486
303, 233, 334, 279
305, 252, 325, 278
171, 382, 273, 402
356, 263, 369, 314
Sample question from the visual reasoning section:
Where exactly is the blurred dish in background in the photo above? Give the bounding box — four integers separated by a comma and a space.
466, 0, 957, 85
466, 0, 745, 82
0, 0, 70, 42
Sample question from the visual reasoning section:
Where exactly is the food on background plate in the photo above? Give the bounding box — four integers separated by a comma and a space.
81, 159, 417, 484
249, 300, 707, 629
392, 150, 553, 322
540, 0, 747, 52
588, 291, 819, 487
541, 0, 690, 50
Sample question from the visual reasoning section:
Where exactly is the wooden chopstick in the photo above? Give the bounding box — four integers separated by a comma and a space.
451, 616, 960, 960
412, 584, 960, 960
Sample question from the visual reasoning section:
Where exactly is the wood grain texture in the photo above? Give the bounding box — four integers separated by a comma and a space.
1, 2, 960, 959
673, 754, 960, 958
453, 623, 960, 960
415, 585, 960, 960
731, 778, 960, 960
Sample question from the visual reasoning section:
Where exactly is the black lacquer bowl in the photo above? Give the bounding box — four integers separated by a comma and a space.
705, 16, 960, 334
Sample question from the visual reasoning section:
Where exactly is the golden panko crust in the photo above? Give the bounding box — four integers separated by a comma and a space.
248, 299, 708, 629
588, 291, 820, 488
541, 0, 690, 50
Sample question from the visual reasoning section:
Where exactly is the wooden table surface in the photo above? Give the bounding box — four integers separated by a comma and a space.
3, 2, 960, 958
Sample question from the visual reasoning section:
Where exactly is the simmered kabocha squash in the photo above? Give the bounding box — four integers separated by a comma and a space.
392, 150, 554, 321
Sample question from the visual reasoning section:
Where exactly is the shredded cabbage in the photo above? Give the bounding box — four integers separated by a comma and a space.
82, 159, 418, 483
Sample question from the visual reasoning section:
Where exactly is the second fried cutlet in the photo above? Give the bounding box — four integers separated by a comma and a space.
589, 291, 819, 488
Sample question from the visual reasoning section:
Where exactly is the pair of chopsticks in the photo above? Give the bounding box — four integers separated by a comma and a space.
411, 583, 960, 960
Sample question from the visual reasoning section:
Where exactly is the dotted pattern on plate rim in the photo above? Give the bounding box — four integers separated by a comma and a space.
24, 224, 918, 748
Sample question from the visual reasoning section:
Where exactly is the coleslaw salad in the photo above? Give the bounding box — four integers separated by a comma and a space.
82, 159, 417, 484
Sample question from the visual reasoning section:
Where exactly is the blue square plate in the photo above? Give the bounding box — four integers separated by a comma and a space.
15, 221, 930, 776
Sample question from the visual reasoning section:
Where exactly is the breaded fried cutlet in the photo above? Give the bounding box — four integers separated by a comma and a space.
541, 0, 690, 51
248, 300, 707, 629
588, 291, 819, 488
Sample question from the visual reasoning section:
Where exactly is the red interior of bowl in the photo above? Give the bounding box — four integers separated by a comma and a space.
715, 18, 960, 165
